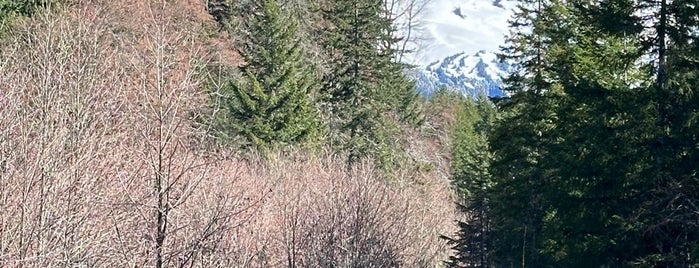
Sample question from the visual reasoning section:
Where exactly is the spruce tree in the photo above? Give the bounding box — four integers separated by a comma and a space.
485, 0, 570, 266
443, 97, 497, 268
577, 0, 699, 265
488, 0, 658, 265
318, 0, 421, 168
482, 0, 699, 265
546, 21, 654, 267
619, 0, 699, 265
215, 0, 321, 151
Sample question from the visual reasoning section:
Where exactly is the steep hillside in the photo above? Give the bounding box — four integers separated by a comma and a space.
0, 1, 461, 267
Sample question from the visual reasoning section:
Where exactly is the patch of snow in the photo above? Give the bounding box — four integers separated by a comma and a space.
415, 50, 510, 97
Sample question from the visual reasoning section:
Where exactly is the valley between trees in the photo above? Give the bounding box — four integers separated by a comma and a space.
0, 0, 697, 267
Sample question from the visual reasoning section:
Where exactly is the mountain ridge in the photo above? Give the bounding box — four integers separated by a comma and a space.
412, 0, 516, 97
414, 50, 509, 97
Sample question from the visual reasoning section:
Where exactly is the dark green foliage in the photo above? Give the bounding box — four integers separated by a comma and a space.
319, 0, 421, 169
483, 0, 569, 266
451, 0, 699, 266
213, 0, 322, 151
206, 0, 231, 29
0, 0, 52, 33
0, 0, 48, 16
569, 0, 699, 266
539, 29, 654, 267
443, 96, 497, 268
488, 90, 562, 267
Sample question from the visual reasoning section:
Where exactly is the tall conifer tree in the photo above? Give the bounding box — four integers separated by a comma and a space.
478, 0, 699, 266
486, 0, 569, 265
443, 97, 497, 268
319, 0, 421, 168
215, 0, 321, 151
578, 0, 699, 264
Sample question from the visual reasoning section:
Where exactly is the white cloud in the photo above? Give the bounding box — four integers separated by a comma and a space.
414, 0, 516, 66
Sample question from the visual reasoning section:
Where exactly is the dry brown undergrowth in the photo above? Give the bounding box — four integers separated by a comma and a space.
0, 1, 458, 267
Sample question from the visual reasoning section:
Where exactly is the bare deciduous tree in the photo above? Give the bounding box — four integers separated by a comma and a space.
0, 1, 457, 267
107, 2, 263, 267
384, 0, 432, 64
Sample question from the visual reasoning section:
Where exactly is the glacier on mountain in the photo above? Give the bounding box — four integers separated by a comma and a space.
408, 0, 516, 97
414, 50, 509, 97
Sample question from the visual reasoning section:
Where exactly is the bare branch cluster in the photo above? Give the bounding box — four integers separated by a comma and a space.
0, 1, 457, 267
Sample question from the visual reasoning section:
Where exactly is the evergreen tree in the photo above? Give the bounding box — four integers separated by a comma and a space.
215, 0, 322, 151
318, 0, 421, 168
545, 20, 654, 267
621, 0, 699, 265
577, 0, 699, 265
443, 96, 497, 268
0, 0, 49, 17
488, 89, 561, 267
488, 0, 661, 265
481, 0, 699, 266
486, 0, 570, 266
206, 0, 231, 29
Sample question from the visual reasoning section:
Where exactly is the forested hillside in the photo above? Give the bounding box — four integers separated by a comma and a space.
0, 0, 697, 267
0, 0, 459, 266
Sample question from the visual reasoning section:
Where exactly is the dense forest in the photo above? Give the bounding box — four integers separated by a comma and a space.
0, 0, 697, 267
446, 0, 699, 266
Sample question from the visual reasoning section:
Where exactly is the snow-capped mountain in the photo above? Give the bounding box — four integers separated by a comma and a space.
415, 50, 509, 97
408, 0, 516, 97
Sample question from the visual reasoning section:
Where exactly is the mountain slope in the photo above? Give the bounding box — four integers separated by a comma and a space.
410, 0, 516, 97
414, 50, 509, 97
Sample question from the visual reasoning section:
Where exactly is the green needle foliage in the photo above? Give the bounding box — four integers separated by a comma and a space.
443, 95, 498, 268
448, 0, 698, 266
214, 0, 322, 152
0, 0, 53, 34
319, 0, 421, 169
